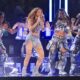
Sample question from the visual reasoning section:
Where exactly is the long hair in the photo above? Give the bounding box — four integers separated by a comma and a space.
27, 7, 45, 25
54, 9, 70, 27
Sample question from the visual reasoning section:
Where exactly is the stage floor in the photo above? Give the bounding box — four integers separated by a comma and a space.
0, 56, 80, 77
1, 73, 80, 77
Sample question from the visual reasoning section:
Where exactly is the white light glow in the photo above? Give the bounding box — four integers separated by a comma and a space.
4, 62, 14, 65
49, 0, 52, 22
65, 0, 68, 14
59, 0, 61, 9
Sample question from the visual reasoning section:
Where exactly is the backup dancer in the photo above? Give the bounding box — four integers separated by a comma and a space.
70, 14, 80, 75
0, 11, 13, 62
47, 9, 71, 75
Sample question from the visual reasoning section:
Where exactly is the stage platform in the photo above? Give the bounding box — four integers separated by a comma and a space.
0, 56, 79, 77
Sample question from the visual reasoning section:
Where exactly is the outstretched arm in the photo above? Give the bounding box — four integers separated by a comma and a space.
2, 22, 18, 34
8, 22, 20, 34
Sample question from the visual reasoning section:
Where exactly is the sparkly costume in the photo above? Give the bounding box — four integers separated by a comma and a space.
0, 26, 8, 62
22, 24, 44, 76
25, 25, 42, 48
47, 20, 70, 75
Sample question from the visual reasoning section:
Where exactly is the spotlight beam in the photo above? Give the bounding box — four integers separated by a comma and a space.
49, 0, 52, 22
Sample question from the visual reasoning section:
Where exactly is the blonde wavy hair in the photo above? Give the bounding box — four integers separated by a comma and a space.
27, 7, 45, 25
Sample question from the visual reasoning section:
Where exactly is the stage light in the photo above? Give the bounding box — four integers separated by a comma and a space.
59, 0, 61, 9
65, 0, 68, 14
49, 0, 52, 22
4, 61, 14, 66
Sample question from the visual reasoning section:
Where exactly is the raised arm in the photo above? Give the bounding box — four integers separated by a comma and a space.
27, 18, 40, 31
40, 20, 45, 31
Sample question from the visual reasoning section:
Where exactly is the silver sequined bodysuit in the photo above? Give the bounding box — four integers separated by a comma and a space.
25, 24, 42, 48
0, 25, 7, 55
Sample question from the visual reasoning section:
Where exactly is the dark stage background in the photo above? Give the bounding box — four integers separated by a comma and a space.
0, 0, 80, 57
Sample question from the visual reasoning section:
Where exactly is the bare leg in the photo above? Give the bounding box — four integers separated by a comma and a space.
35, 44, 44, 69
22, 40, 33, 76
32, 44, 44, 76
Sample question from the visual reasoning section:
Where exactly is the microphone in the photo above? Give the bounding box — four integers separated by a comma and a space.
40, 14, 45, 21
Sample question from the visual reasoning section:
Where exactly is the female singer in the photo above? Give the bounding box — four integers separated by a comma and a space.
22, 7, 45, 76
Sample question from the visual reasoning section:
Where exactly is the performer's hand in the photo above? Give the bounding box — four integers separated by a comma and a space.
8, 28, 13, 32
12, 22, 20, 29
46, 21, 50, 28
2, 23, 8, 29
7, 28, 15, 34
60, 48, 67, 54
77, 32, 80, 35
37, 17, 41, 23
71, 18, 76, 24
40, 21, 44, 26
